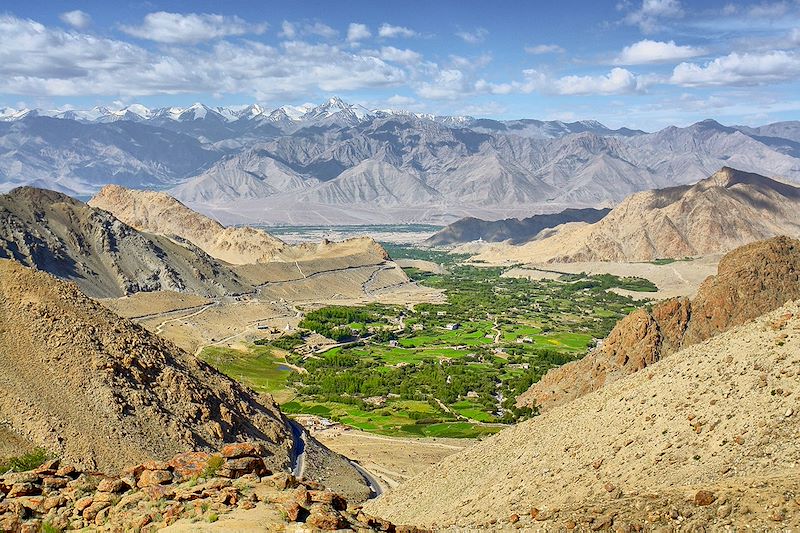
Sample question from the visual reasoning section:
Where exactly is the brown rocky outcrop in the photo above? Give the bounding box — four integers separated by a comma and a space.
517, 235, 800, 410
0, 445, 396, 532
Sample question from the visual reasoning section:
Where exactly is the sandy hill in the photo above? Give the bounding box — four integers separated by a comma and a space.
0, 187, 252, 298
89, 184, 390, 264
0, 259, 291, 471
473, 167, 800, 263
424, 207, 611, 246
366, 300, 800, 530
518, 236, 800, 411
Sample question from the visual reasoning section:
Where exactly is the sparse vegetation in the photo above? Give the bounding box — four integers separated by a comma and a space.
203, 455, 224, 479
0, 447, 51, 473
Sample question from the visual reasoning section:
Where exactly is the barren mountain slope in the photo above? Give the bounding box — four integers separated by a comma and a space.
474, 167, 800, 263
0, 187, 251, 298
425, 207, 610, 246
90, 185, 392, 265
0, 259, 292, 472
517, 236, 800, 411
366, 301, 800, 530
89, 184, 286, 264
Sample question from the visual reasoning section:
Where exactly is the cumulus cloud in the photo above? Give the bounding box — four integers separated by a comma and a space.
380, 46, 422, 64
302, 22, 338, 39
120, 12, 265, 44
0, 15, 404, 99
59, 10, 91, 30
378, 23, 418, 38
623, 0, 684, 33
554, 67, 644, 95
347, 23, 371, 42
386, 94, 416, 106
615, 39, 704, 64
524, 44, 564, 55
456, 28, 488, 44
417, 69, 468, 99
671, 50, 800, 86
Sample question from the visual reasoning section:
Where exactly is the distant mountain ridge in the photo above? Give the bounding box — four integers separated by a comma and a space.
474, 167, 800, 263
425, 207, 611, 246
2, 98, 800, 223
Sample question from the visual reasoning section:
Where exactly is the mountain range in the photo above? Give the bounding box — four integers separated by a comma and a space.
2, 98, 800, 224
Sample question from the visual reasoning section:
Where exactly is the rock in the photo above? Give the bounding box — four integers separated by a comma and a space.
309, 490, 347, 511
306, 504, 348, 530
265, 472, 298, 490
169, 451, 211, 481
218, 457, 268, 478
41, 476, 69, 489
96, 477, 130, 493
509, 513, 520, 523
141, 484, 176, 501
74, 496, 94, 512
137, 469, 173, 488
694, 490, 716, 506
716, 504, 732, 518
43, 495, 67, 512
282, 501, 304, 521
220, 442, 267, 459
83, 500, 111, 521
8, 483, 39, 498
55, 465, 77, 478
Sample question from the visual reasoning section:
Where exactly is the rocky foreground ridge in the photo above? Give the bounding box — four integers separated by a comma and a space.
0, 442, 412, 532
518, 235, 800, 411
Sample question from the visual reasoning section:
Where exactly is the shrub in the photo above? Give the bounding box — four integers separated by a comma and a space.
203, 455, 224, 478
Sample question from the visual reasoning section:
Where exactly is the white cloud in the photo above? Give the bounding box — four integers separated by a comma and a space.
0, 15, 405, 99
456, 28, 488, 44
303, 22, 338, 39
386, 94, 416, 106
59, 10, 91, 30
279, 20, 296, 39
615, 39, 704, 64
120, 12, 265, 44
417, 69, 468, 99
524, 44, 564, 55
623, 0, 684, 33
671, 50, 800, 86
347, 23, 371, 42
380, 46, 422, 64
378, 23, 417, 38
554, 68, 645, 95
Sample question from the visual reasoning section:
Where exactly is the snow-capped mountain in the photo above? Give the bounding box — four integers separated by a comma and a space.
1, 97, 799, 224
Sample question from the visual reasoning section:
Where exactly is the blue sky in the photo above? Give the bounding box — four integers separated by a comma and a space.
1, 0, 799, 129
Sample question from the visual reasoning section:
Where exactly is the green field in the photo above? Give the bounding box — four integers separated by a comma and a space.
199, 246, 651, 439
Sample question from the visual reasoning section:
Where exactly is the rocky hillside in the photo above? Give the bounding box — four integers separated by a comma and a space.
0, 187, 252, 298
89, 185, 287, 264
0, 259, 293, 472
89, 185, 392, 265
365, 300, 800, 530
517, 236, 800, 411
424, 207, 610, 246
474, 167, 800, 263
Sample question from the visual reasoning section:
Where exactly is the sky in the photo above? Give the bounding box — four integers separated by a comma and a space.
1, 0, 799, 130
